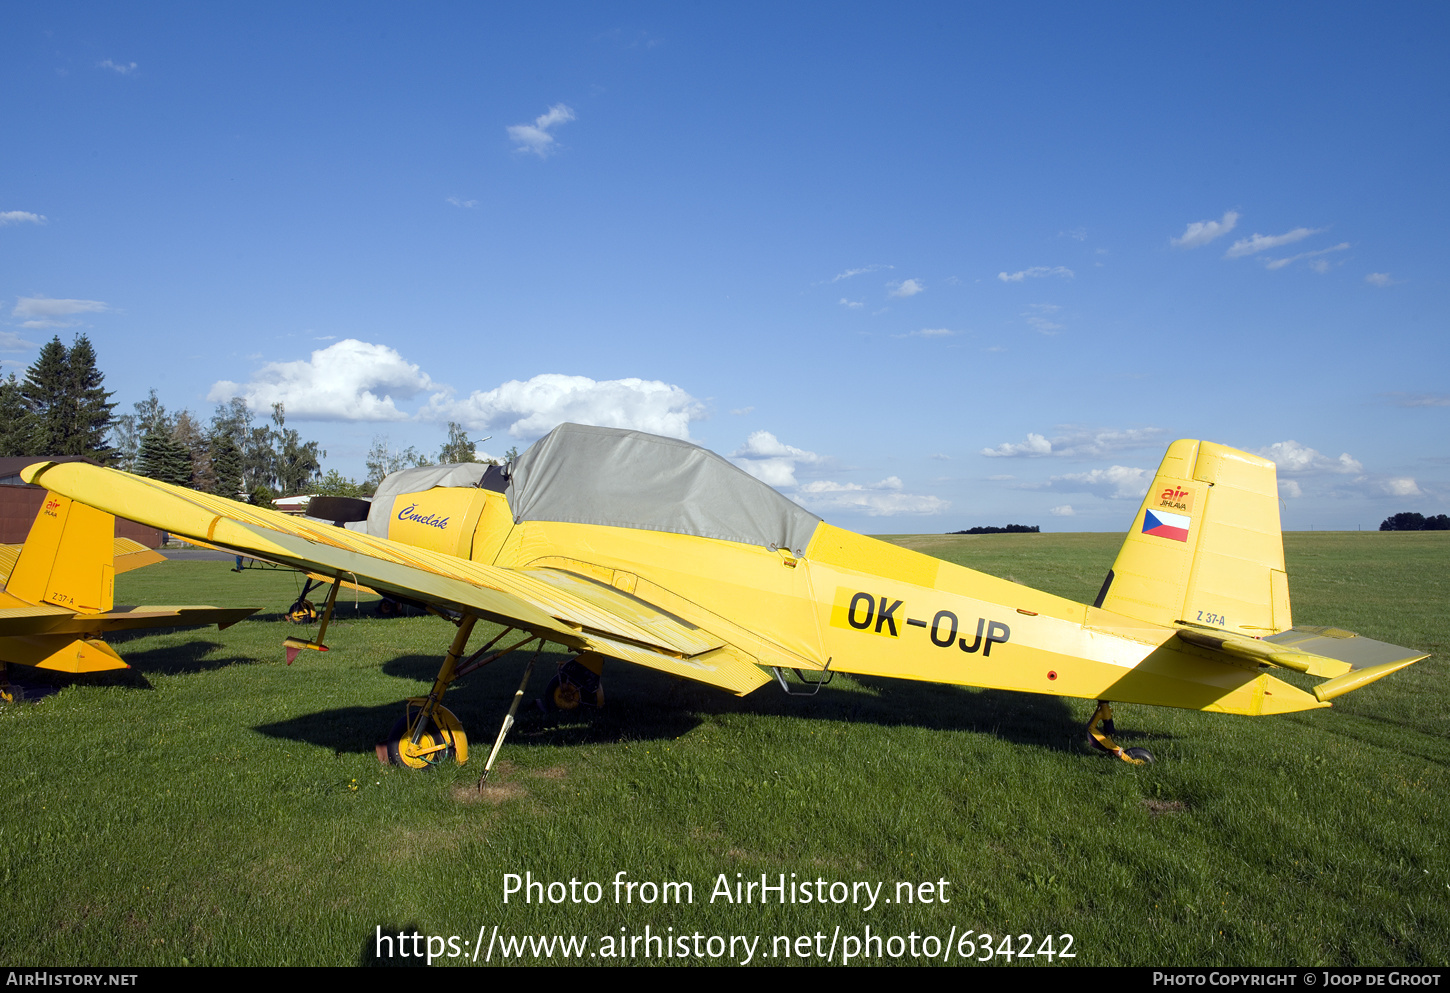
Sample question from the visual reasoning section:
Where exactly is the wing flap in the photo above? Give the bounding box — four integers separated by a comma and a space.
581, 635, 771, 695
524, 568, 722, 656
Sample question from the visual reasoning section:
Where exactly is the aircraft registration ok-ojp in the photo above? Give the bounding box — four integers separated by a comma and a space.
22, 425, 1427, 770
0, 493, 257, 699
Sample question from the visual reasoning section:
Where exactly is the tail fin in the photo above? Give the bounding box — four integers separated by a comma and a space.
5, 493, 116, 614
1094, 440, 1291, 636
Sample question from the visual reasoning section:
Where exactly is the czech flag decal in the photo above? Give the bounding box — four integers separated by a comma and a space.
1142, 509, 1190, 542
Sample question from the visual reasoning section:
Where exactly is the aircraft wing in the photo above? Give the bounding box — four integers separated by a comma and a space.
24, 462, 773, 695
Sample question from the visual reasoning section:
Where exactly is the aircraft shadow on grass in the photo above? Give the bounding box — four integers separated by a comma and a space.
253, 647, 1141, 758
4, 638, 264, 697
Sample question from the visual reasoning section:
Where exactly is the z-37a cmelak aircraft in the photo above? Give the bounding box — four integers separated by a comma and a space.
21, 425, 1426, 770
0, 494, 257, 699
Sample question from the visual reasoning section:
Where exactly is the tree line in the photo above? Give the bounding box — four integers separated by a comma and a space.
1, 334, 495, 501
1379, 512, 1450, 531
949, 525, 1041, 534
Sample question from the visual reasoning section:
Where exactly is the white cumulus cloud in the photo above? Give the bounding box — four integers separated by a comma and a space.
796, 477, 949, 517
1171, 210, 1239, 249
1, 211, 46, 226
887, 278, 925, 298
1023, 303, 1064, 334
730, 431, 945, 516
730, 431, 826, 488
13, 296, 108, 318
1046, 466, 1151, 500
997, 266, 1074, 283
982, 432, 1053, 458
1371, 477, 1422, 498
982, 427, 1163, 459
1, 331, 39, 351
1365, 273, 1398, 287
98, 59, 137, 74
208, 339, 436, 421
1224, 227, 1323, 259
507, 103, 576, 157
433, 373, 703, 441
12, 296, 108, 328
1258, 440, 1362, 475
1264, 242, 1350, 271
1049, 505, 1075, 516
831, 264, 892, 282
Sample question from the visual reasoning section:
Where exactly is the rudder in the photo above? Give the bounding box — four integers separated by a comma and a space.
1095, 440, 1291, 635
5, 493, 116, 614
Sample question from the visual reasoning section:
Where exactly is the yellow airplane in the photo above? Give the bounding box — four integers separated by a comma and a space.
0, 492, 258, 699
21, 426, 1426, 769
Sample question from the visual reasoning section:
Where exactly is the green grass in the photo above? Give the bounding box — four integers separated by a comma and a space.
1, 534, 1446, 966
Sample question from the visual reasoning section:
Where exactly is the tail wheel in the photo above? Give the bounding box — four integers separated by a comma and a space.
542, 658, 604, 712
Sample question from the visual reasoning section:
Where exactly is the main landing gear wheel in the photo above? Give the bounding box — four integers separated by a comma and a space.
378, 703, 469, 769
1086, 700, 1153, 765
286, 599, 318, 624
541, 655, 604, 712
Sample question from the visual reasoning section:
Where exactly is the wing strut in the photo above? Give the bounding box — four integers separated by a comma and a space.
283, 574, 344, 663
479, 638, 546, 785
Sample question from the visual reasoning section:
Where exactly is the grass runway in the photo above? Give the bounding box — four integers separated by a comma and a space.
1, 532, 1446, 966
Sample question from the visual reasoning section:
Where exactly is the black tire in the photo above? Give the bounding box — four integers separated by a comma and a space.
1123, 747, 1154, 764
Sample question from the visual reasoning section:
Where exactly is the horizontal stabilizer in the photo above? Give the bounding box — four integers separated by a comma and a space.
112, 539, 166, 575
1176, 622, 1426, 700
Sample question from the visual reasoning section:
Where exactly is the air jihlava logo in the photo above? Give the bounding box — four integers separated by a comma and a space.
1156, 485, 1194, 513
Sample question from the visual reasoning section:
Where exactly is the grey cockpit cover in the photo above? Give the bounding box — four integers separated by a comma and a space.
361, 462, 493, 536
505, 423, 821, 553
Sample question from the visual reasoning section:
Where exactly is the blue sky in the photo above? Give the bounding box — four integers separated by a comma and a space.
4, 2, 1446, 533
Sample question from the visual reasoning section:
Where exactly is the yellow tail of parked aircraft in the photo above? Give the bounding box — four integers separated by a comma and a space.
0, 493, 258, 698
23, 428, 1426, 767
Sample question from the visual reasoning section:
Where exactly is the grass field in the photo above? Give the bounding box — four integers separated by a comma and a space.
1, 532, 1446, 967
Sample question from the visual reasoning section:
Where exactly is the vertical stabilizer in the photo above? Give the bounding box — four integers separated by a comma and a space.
5, 493, 116, 614
1095, 441, 1291, 635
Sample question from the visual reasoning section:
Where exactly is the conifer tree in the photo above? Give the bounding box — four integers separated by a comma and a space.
0, 373, 36, 456
65, 335, 117, 462
19, 335, 116, 460
21, 337, 72, 454
136, 429, 193, 486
